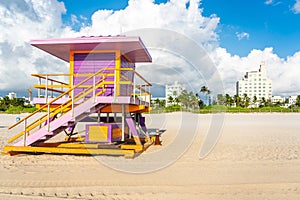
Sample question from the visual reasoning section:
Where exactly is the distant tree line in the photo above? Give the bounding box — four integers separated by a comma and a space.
151, 86, 300, 112
152, 85, 211, 110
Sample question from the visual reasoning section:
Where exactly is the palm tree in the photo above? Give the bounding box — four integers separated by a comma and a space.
261, 97, 266, 107
200, 86, 211, 105
217, 94, 224, 105
253, 95, 257, 103
159, 99, 166, 107
178, 90, 189, 109
188, 91, 198, 109
241, 93, 250, 108
0, 96, 10, 111
234, 94, 241, 107
174, 97, 179, 105
296, 95, 300, 107
225, 94, 233, 106
167, 96, 174, 106
155, 98, 160, 105
152, 98, 161, 108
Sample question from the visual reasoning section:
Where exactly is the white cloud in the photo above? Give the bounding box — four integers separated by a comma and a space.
71, 14, 79, 25
68, 0, 219, 45
292, 0, 300, 14
211, 47, 300, 96
264, 0, 273, 5
0, 0, 67, 92
236, 32, 250, 40
264, 0, 282, 6
62, 0, 222, 94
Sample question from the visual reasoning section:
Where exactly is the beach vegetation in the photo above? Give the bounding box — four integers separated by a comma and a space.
150, 87, 300, 114
0, 97, 36, 114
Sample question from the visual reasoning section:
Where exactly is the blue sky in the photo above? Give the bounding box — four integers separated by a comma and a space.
61, 0, 128, 22
202, 0, 300, 57
61, 0, 300, 58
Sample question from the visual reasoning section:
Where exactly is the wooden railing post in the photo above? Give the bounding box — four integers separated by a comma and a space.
139, 84, 142, 105
143, 85, 146, 105
114, 69, 117, 99
133, 78, 136, 103
38, 77, 41, 98
45, 75, 48, 102
24, 119, 27, 146
47, 103, 50, 131
93, 75, 96, 103
71, 89, 74, 117
148, 85, 151, 105
51, 80, 53, 98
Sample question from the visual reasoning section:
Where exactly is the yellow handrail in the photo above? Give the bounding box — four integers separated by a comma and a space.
8, 78, 107, 143
9, 68, 107, 130
120, 74, 151, 95
31, 74, 69, 86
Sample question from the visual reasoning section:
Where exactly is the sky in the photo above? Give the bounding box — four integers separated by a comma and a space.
0, 0, 300, 97
61, 0, 300, 58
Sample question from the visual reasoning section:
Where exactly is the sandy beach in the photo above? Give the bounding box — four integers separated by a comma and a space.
1, 112, 300, 199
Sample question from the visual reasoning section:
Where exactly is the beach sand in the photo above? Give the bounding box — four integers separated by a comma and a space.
0, 112, 300, 199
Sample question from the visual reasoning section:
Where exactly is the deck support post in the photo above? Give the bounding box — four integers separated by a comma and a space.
106, 113, 109, 123
122, 104, 125, 141
97, 110, 101, 123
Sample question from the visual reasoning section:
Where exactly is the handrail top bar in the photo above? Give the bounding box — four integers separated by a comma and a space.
32, 74, 70, 77
31, 74, 68, 85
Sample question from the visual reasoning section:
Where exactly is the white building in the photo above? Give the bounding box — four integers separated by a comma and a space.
288, 96, 298, 105
271, 96, 284, 104
236, 63, 272, 100
165, 81, 184, 106
8, 92, 17, 100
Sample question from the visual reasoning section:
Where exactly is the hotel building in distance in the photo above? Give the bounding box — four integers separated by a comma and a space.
236, 63, 272, 100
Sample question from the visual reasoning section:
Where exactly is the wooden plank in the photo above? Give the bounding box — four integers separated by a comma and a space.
125, 118, 141, 145
34, 84, 70, 88
121, 144, 143, 151
38, 143, 99, 149
101, 105, 146, 113
2, 146, 135, 156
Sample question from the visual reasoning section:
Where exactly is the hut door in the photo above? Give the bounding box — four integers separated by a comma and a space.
73, 52, 116, 97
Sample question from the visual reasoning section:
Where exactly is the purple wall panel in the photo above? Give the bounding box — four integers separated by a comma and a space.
73, 53, 136, 97
73, 53, 115, 96
120, 56, 135, 96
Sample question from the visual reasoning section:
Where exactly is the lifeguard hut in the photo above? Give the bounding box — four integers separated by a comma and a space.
3, 36, 153, 158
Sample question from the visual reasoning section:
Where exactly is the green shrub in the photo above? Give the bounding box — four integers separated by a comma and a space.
5, 106, 37, 114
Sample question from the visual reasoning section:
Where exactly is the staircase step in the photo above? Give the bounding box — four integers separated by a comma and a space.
53, 126, 68, 134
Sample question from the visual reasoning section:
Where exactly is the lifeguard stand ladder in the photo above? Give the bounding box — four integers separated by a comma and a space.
3, 36, 153, 158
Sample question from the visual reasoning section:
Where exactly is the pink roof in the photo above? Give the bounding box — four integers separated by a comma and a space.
30, 36, 152, 63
